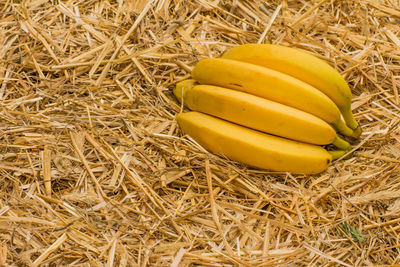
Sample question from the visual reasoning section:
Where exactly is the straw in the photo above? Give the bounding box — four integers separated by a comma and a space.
1, 0, 400, 265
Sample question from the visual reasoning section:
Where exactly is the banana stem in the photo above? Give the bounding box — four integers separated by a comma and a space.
342, 105, 360, 130
331, 118, 359, 138
331, 136, 351, 150
327, 150, 347, 160
351, 125, 362, 139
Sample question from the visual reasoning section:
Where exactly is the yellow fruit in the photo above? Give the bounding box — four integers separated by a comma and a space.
191, 58, 357, 138
173, 80, 350, 150
177, 111, 341, 174
222, 44, 360, 136
173, 79, 197, 103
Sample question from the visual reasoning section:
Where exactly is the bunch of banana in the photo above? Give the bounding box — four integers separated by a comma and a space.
173, 44, 360, 174
221, 44, 361, 136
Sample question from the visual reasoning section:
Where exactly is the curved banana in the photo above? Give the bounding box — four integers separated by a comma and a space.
174, 79, 197, 103
174, 80, 350, 150
191, 58, 357, 138
221, 44, 361, 137
177, 111, 344, 174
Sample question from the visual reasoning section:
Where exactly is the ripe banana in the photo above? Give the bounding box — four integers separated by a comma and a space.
221, 44, 361, 137
191, 58, 357, 138
177, 111, 346, 174
174, 79, 197, 104
174, 80, 350, 150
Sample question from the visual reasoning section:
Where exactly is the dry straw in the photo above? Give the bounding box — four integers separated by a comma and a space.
1, 0, 400, 266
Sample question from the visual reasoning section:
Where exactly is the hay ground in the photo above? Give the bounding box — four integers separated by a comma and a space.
1, 0, 400, 266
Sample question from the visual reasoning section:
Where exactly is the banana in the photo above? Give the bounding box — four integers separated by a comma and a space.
174, 80, 350, 150
174, 79, 197, 103
191, 58, 358, 138
221, 44, 361, 137
177, 111, 345, 174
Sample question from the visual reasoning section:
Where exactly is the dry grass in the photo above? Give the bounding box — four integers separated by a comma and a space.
1, 0, 400, 266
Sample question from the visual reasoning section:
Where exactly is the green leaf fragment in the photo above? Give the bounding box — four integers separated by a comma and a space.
339, 222, 366, 244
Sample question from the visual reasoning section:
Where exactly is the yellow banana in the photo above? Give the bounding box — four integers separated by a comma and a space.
191, 58, 357, 138
177, 111, 346, 174
174, 80, 350, 150
174, 79, 197, 103
221, 44, 361, 137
